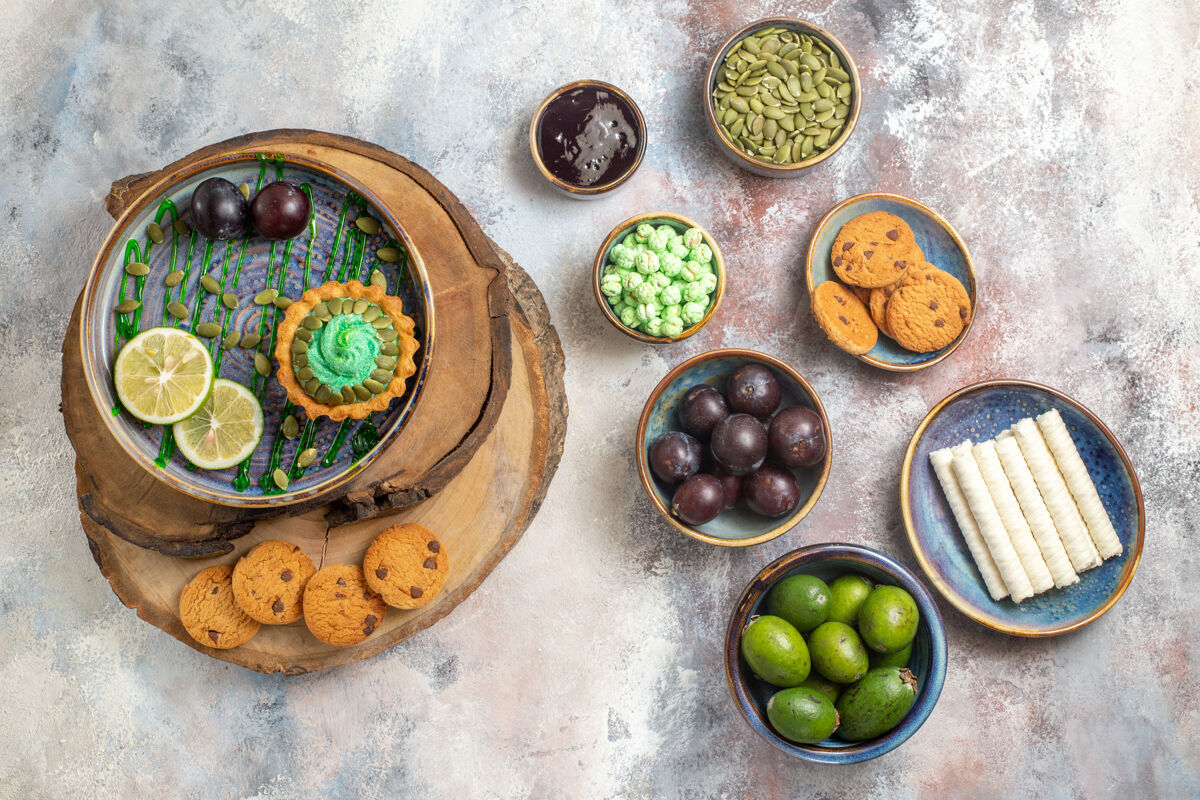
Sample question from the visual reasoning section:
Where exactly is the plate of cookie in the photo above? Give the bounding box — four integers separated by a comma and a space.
805, 193, 976, 371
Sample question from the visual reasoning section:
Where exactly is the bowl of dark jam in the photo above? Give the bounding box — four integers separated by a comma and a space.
530, 80, 646, 198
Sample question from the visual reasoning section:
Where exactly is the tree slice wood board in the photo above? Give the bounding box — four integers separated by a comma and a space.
62, 130, 514, 556
79, 258, 566, 674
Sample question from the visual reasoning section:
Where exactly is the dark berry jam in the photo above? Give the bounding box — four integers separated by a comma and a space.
537, 85, 641, 188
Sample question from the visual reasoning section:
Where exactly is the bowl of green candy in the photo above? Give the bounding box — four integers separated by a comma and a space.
592, 212, 725, 343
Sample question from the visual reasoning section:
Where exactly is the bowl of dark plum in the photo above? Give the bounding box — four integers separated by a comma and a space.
635, 348, 832, 546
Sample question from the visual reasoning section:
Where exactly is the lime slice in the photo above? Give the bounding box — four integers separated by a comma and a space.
113, 327, 214, 425
172, 379, 264, 470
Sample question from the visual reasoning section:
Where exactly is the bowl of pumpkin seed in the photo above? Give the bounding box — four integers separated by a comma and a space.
705, 18, 861, 176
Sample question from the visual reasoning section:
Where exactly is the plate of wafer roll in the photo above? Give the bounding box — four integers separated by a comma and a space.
900, 379, 1145, 635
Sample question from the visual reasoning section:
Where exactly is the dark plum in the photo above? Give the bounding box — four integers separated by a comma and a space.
768, 405, 826, 468
727, 363, 782, 418
677, 384, 729, 440
744, 464, 802, 517
649, 431, 702, 485
190, 177, 248, 240
671, 473, 724, 525
251, 181, 311, 240
711, 466, 742, 509
710, 413, 768, 476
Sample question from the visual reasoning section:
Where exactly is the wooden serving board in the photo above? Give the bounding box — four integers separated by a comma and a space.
78, 248, 566, 674
63, 131, 516, 556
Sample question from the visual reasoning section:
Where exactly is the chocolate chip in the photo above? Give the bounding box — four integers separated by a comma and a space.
364, 615, 377, 635
280, 570, 293, 582
423, 557, 437, 570
211, 587, 219, 595
335, 592, 346, 599
934, 319, 945, 327
336, 577, 346, 586
835, 294, 845, 304
365, 615, 377, 626
292, 546, 300, 552
870, 241, 879, 246
842, 241, 854, 251
832, 256, 843, 266
410, 586, 423, 598
895, 260, 907, 270
929, 300, 939, 310
427, 541, 440, 553
960, 306, 968, 319
837, 315, 849, 324
925, 273, 934, 281
362, 590, 372, 600
863, 250, 874, 259
886, 229, 899, 241
272, 598, 284, 613
375, 567, 388, 579
207, 630, 220, 644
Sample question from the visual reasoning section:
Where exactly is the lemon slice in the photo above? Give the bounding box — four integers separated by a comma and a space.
172, 379, 264, 470
113, 327, 214, 425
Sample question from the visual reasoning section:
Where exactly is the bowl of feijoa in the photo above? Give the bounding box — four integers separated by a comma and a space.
725, 543, 947, 763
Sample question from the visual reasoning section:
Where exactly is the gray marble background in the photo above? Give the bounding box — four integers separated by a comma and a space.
2, 0, 1198, 797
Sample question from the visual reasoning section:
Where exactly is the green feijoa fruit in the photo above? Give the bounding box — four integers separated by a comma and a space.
766, 688, 838, 744
858, 585, 919, 654
808, 621, 869, 684
797, 672, 843, 706
200, 275, 221, 294
740, 615, 810, 687
870, 641, 914, 670
167, 301, 188, 319
835, 667, 918, 741
766, 574, 831, 633
195, 322, 221, 338
827, 574, 874, 625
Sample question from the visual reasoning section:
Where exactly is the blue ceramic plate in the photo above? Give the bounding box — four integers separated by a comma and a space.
805, 193, 976, 371
635, 349, 831, 546
900, 380, 1145, 635
80, 151, 434, 507
725, 543, 947, 764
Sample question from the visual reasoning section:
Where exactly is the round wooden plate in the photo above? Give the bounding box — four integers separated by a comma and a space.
62, 131, 515, 556
78, 251, 566, 674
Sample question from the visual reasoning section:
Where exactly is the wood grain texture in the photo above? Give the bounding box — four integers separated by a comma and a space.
63, 130, 515, 555
80, 257, 566, 674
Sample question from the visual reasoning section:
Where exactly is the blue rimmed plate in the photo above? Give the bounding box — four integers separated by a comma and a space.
900, 379, 1145, 635
805, 193, 976, 371
80, 151, 435, 507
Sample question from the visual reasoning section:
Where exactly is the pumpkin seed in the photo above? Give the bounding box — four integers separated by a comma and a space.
282, 415, 299, 440
763, 118, 778, 140
222, 331, 240, 350
748, 97, 764, 115
173, 219, 191, 237
371, 315, 393, 329
293, 353, 307, 368
221, 293, 237, 310
377, 329, 398, 342
821, 117, 842, 128
296, 448, 318, 469
254, 353, 271, 377
253, 289, 278, 306
200, 275, 221, 294
363, 378, 385, 394
147, 222, 164, 244
313, 303, 332, 321
817, 82, 833, 99
758, 144, 777, 157
355, 216, 381, 235
361, 305, 382, 323
375, 355, 397, 371
813, 98, 833, 113
815, 108, 834, 122
125, 262, 150, 277
370, 368, 392, 384
728, 118, 745, 139
802, 136, 815, 158
352, 299, 369, 315
296, 327, 312, 342
800, 53, 822, 70
327, 297, 344, 315
778, 114, 796, 132
273, 295, 293, 309
165, 270, 185, 287
353, 384, 372, 401
115, 299, 140, 314
290, 339, 308, 354
792, 140, 806, 162
773, 147, 790, 164
834, 104, 849, 120
241, 333, 262, 349
340, 386, 356, 404
837, 82, 852, 100
730, 97, 750, 114
812, 67, 827, 85
379, 341, 399, 356
272, 469, 289, 490
314, 384, 333, 404
304, 377, 321, 395
750, 115, 765, 136
196, 322, 221, 338
296, 366, 314, 382
370, 269, 388, 290
376, 246, 402, 263
167, 301, 188, 319
301, 316, 322, 330
239, 183, 250, 201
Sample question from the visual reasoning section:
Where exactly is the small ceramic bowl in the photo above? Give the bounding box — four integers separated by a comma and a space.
725, 543, 947, 763
901, 379, 1145, 636
529, 80, 647, 198
593, 212, 726, 344
635, 349, 830, 545
805, 193, 978, 371
704, 18, 862, 177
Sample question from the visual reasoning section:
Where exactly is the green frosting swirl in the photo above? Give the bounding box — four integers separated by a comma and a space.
307, 314, 381, 391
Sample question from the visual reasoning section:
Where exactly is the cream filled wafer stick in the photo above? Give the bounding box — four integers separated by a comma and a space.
972, 441, 1055, 595
995, 436, 1079, 589
930, 445, 1009, 601
1036, 409, 1123, 559
950, 441, 1034, 603
1012, 418, 1102, 571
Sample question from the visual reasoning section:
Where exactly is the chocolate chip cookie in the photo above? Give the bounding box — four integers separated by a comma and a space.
302, 564, 387, 647
811, 280, 878, 355
831, 211, 924, 288
231, 540, 317, 625
179, 565, 261, 650
363, 523, 449, 609
885, 268, 972, 352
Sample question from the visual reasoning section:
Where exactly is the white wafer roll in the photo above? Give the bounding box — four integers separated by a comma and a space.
995, 436, 1079, 589
950, 441, 1034, 602
1012, 418, 1102, 571
972, 441, 1055, 595
930, 446, 1009, 601
1037, 409, 1123, 559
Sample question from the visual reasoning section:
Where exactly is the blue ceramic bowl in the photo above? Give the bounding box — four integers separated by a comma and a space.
805, 193, 977, 371
635, 349, 831, 546
80, 151, 435, 507
900, 379, 1145, 635
725, 543, 947, 763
